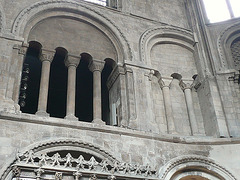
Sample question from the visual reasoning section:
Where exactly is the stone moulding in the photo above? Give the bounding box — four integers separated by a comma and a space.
11, 150, 157, 179
139, 26, 195, 64
0, 3, 5, 33
217, 22, 240, 70
159, 155, 237, 180
0, 139, 118, 180
11, 0, 132, 61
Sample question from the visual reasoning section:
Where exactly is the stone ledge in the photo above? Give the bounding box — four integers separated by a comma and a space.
0, 111, 240, 145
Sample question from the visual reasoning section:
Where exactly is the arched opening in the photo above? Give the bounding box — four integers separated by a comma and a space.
19, 41, 42, 114
76, 53, 93, 122
102, 59, 116, 125
180, 175, 209, 180
47, 47, 68, 118
230, 36, 240, 70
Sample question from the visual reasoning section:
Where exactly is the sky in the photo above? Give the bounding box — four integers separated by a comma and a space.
203, 0, 240, 23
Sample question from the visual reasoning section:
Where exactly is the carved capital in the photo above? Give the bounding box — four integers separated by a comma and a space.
40, 49, 56, 63
179, 80, 193, 91
73, 171, 82, 180
55, 172, 63, 180
13, 44, 28, 55
12, 166, 21, 177
159, 77, 173, 89
65, 55, 80, 68
88, 59, 105, 72
145, 69, 155, 81
90, 174, 97, 180
108, 175, 116, 180
34, 168, 44, 178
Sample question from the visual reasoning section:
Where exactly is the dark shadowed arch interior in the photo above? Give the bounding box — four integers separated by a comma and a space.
47, 47, 68, 118
76, 53, 93, 122
102, 59, 115, 125
19, 41, 42, 114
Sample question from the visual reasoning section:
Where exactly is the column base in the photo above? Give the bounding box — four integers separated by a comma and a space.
92, 118, 105, 125
36, 110, 49, 117
65, 114, 78, 121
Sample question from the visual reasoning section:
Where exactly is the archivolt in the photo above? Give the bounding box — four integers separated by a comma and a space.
0, 138, 118, 180
217, 22, 240, 69
159, 155, 236, 180
139, 26, 195, 65
11, 0, 132, 62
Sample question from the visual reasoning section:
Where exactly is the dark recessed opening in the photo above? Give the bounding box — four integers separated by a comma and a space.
19, 41, 42, 114
102, 60, 114, 125
76, 53, 93, 122
47, 48, 68, 118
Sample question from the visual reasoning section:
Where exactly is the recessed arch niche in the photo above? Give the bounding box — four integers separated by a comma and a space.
159, 155, 236, 180
28, 16, 117, 61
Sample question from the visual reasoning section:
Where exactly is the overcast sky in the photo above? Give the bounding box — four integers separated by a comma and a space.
203, 0, 240, 23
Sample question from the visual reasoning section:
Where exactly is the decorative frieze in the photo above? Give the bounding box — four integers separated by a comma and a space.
13, 151, 158, 179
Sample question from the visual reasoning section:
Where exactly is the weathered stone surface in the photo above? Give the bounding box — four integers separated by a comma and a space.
0, 0, 240, 179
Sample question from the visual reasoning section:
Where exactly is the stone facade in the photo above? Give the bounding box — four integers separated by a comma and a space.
0, 0, 240, 179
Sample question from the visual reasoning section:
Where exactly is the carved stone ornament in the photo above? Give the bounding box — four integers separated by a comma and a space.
179, 80, 193, 91
158, 77, 173, 89
12, 166, 21, 177
34, 168, 44, 178
11, 151, 158, 179
40, 49, 56, 62
55, 172, 63, 180
88, 59, 105, 72
65, 55, 81, 67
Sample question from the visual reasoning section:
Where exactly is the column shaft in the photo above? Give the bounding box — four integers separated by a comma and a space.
89, 60, 105, 124
93, 70, 102, 120
184, 88, 199, 135
162, 86, 176, 134
64, 55, 80, 120
65, 65, 77, 120
36, 60, 51, 116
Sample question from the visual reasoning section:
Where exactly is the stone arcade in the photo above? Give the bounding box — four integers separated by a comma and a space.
0, 0, 240, 179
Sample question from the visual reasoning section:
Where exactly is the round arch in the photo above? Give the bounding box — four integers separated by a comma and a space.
11, 0, 132, 63
0, 138, 118, 180
217, 22, 240, 70
159, 155, 236, 180
139, 26, 195, 66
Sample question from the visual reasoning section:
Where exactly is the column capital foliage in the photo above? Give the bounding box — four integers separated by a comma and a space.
179, 79, 193, 90
89, 59, 105, 72
159, 77, 173, 89
40, 49, 56, 62
65, 55, 81, 67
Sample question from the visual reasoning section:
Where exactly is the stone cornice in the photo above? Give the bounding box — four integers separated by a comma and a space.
1, 112, 240, 146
